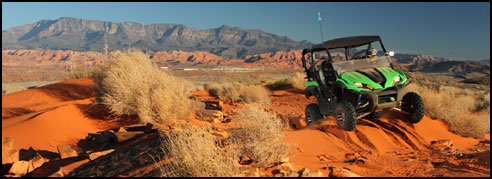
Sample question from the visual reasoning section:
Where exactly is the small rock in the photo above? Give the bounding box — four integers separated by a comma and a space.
212, 111, 223, 120
27, 152, 46, 173
344, 156, 367, 164
240, 167, 261, 177
88, 131, 114, 147
345, 153, 358, 159
273, 173, 284, 177
211, 131, 228, 138
111, 131, 145, 143
298, 168, 324, 177
9, 160, 30, 176
195, 109, 224, 122
144, 123, 154, 133
57, 145, 78, 159
239, 156, 253, 165
218, 101, 224, 111
2, 137, 19, 164
88, 149, 115, 160
280, 156, 290, 163
329, 166, 361, 177
431, 139, 453, 148
19, 147, 38, 161
277, 161, 295, 173
116, 127, 127, 132
213, 118, 222, 124
431, 160, 446, 166
403, 158, 414, 162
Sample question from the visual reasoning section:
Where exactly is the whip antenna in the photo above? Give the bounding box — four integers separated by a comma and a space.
318, 12, 324, 42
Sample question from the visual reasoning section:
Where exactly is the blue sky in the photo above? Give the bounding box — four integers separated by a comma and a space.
2, 2, 490, 60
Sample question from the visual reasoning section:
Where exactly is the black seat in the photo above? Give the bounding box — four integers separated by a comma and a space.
321, 61, 336, 84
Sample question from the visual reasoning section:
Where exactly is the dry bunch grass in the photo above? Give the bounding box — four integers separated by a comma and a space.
204, 82, 270, 105
288, 72, 307, 90
96, 50, 191, 124
404, 82, 490, 138
230, 104, 291, 168
157, 124, 239, 177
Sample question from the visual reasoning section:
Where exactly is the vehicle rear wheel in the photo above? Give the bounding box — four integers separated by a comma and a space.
402, 92, 424, 123
335, 101, 357, 131
305, 103, 322, 126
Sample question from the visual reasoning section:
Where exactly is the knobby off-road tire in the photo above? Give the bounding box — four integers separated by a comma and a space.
335, 101, 357, 131
402, 92, 425, 123
305, 103, 322, 126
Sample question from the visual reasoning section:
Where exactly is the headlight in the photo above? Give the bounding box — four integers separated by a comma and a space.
353, 82, 363, 88
393, 76, 401, 85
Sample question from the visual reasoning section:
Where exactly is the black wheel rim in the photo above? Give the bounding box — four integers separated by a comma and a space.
404, 102, 415, 113
336, 108, 345, 125
306, 112, 313, 125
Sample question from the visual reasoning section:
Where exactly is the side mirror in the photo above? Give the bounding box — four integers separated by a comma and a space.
386, 51, 395, 57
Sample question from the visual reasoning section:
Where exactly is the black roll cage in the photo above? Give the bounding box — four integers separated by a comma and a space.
301, 36, 387, 81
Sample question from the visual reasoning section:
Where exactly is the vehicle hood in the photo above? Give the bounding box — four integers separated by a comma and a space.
338, 66, 407, 91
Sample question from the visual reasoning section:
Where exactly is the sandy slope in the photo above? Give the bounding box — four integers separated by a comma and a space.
266, 88, 489, 177
2, 78, 490, 177
2, 78, 118, 152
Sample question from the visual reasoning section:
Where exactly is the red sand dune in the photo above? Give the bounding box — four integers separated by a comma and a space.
2, 78, 121, 153
2, 78, 490, 177
266, 89, 489, 177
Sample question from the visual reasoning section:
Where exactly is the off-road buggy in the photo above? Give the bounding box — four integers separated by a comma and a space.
301, 36, 424, 131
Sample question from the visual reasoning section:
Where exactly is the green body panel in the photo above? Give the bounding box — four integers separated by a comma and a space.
335, 78, 367, 92
337, 67, 407, 91
375, 67, 407, 88
306, 81, 319, 87
394, 69, 408, 85
339, 71, 383, 91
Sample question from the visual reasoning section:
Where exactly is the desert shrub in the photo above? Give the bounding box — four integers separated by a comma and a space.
204, 82, 270, 105
473, 92, 490, 113
96, 50, 191, 124
288, 72, 307, 90
269, 72, 306, 90
69, 68, 101, 79
272, 78, 290, 89
156, 124, 239, 177
404, 82, 490, 138
230, 104, 290, 168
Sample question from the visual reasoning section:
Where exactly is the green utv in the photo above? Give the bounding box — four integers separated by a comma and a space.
301, 36, 424, 131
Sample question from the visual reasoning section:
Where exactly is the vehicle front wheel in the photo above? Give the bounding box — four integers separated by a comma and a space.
401, 92, 425, 123
305, 103, 323, 126
335, 101, 357, 131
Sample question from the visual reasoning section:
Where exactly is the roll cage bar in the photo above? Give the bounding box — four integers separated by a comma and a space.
301, 36, 388, 80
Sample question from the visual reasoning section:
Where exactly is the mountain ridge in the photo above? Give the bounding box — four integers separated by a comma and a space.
2, 17, 313, 59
